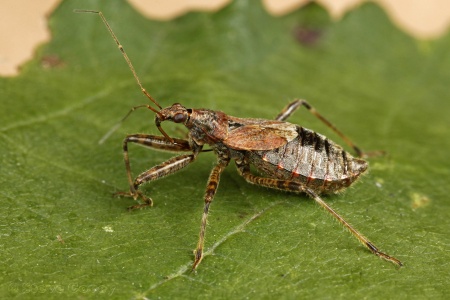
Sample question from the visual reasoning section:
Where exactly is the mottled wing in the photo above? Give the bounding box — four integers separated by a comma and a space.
224, 122, 298, 150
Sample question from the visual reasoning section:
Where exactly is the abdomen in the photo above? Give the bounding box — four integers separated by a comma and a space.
249, 126, 368, 194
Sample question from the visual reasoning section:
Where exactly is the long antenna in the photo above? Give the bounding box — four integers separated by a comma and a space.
74, 9, 162, 112
98, 104, 150, 144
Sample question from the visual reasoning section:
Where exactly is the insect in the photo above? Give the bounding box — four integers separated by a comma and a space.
76, 10, 402, 269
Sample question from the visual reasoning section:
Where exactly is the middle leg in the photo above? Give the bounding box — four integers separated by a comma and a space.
192, 158, 230, 269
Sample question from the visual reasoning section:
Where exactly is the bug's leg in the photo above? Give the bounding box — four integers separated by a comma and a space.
303, 188, 403, 266
235, 161, 403, 267
192, 158, 230, 270
275, 99, 366, 157
117, 134, 198, 210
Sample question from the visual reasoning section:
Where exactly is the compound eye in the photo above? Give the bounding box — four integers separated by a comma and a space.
173, 113, 187, 123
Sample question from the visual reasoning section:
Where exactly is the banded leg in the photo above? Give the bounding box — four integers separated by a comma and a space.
275, 99, 364, 157
193, 159, 230, 270
118, 134, 199, 209
235, 161, 403, 267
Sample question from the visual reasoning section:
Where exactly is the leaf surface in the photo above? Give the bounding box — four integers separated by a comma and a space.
1, 0, 449, 298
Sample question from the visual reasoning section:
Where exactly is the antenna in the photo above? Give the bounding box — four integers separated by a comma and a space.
98, 104, 151, 144
74, 9, 162, 113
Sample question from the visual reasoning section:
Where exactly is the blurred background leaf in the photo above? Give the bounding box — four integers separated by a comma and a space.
1, 0, 449, 298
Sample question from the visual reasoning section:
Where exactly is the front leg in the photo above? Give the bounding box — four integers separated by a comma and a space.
118, 134, 198, 209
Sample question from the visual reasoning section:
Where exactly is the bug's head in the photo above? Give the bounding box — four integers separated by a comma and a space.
75, 10, 191, 146
156, 103, 191, 124
155, 103, 192, 143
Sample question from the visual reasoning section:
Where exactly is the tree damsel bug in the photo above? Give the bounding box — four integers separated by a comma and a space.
75, 10, 402, 269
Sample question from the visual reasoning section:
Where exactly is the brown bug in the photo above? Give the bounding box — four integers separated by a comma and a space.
76, 10, 402, 269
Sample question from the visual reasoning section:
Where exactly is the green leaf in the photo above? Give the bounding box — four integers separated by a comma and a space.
1, 0, 449, 298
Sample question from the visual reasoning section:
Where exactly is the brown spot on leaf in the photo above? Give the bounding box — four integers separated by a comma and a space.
293, 26, 323, 46
41, 55, 65, 69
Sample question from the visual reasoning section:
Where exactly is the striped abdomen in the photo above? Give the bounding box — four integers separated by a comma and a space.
249, 126, 368, 194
